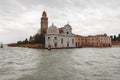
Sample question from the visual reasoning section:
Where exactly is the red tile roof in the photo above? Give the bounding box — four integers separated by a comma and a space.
59, 27, 64, 33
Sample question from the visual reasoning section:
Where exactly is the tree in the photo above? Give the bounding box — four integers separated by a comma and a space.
34, 34, 45, 44
110, 36, 113, 41
113, 35, 117, 42
29, 36, 32, 41
34, 34, 40, 43
17, 38, 28, 44
40, 33, 45, 44
117, 34, 120, 41
17, 33, 46, 45
24, 38, 28, 44
17, 41, 22, 44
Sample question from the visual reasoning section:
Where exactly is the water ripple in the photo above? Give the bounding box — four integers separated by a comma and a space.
0, 46, 120, 80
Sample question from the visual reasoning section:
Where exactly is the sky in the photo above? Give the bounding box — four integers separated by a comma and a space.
0, 0, 120, 44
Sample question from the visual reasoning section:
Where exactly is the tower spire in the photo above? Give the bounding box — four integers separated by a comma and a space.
42, 10, 47, 17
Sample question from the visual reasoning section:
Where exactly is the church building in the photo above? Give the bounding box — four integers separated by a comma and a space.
34, 11, 76, 49
45, 23, 76, 48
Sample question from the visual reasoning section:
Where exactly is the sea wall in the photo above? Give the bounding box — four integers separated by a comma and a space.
7, 43, 18, 47
112, 42, 120, 45
8, 43, 44, 49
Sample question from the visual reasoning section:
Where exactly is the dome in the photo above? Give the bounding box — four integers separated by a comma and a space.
64, 24, 72, 30
47, 23, 59, 34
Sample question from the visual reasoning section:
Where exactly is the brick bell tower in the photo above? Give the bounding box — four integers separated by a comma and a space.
41, 11, 48, 34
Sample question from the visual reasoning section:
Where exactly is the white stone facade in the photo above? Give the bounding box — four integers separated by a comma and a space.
45, 24, 75, 48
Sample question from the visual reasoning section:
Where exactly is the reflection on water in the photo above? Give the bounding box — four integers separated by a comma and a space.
0, 46, 120, 80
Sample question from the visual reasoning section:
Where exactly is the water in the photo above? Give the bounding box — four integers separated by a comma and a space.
0, 46, 120, 80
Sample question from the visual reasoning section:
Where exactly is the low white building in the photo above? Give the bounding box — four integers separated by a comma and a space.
45, 23, 75, 48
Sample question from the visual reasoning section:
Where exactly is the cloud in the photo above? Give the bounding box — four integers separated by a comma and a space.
0, 0, 120, 43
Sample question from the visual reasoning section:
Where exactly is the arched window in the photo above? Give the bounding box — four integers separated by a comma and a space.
67, 42, 69, 47
72, 39, 74, 44
67, 32, 69, 35
61, 38, 63, 44
55, 37, 57, 39
48, 37, 50, 39
55, 43, 57, 47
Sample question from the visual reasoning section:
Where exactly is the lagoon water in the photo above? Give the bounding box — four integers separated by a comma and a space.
0, 46, 120, 80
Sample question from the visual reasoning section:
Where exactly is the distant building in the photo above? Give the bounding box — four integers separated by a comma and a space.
45, 23, 76, 48
75, 34, 112, 47
75, 35, 87, 47
86, 34, 112, 47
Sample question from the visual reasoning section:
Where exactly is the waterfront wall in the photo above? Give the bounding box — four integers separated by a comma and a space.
112, 42, 120, 45
8, 43, 44, 49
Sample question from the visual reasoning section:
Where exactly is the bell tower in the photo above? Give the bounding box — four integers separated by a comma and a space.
41, 11, 48, 34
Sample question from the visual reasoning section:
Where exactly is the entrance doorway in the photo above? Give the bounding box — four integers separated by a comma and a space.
55, 43, 57, 47
67, 42, 69, 47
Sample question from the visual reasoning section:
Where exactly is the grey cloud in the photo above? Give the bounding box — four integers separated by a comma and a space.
0, 0, 120, 43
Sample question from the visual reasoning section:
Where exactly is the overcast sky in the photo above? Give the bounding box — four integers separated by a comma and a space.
0, 0, 120, 44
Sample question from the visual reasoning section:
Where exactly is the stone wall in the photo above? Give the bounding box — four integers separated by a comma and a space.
112, 42, 120, 45
8, 44, 44, 49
